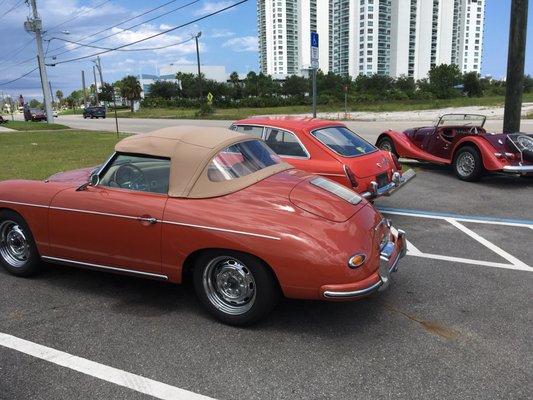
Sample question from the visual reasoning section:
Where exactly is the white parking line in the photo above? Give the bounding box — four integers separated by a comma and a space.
0, 332, 216, 400
387, 210, 532, 272
446, 218, 531, 270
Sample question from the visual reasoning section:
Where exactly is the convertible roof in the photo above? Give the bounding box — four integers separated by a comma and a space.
115, 126, 291, 198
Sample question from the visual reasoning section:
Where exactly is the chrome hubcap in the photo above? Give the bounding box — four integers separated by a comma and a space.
457, 152, 475, 177
380, 141, 392, 152
203, 256, 256, 315
0, 221, 30, 268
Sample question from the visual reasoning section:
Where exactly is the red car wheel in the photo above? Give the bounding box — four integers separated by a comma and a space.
377, 136, 398, 158
453, 146, 484, 182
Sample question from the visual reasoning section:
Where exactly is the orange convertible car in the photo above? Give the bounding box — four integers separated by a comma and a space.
0, 127, 406, 325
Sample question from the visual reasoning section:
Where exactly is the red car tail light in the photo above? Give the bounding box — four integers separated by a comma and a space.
343, 164, 358, 188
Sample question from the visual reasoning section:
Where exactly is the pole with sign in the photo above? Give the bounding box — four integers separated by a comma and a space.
310, 32, 318, 118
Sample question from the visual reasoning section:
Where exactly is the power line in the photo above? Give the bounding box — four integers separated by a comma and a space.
45, 0, 111, 35
0, 67, 38, 87
46, 0, 199, 60
0, 0, 25, 22
48, 0, 247, 65
49, 35, 194, 52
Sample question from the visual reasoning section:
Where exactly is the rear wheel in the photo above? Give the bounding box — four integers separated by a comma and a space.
193, 250, 279, 326
453, 146, 484, 181
0, 210, 42, 277
377, 136, 398, 158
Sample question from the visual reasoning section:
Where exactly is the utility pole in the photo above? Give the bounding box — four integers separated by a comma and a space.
193, 32, 202, 103
25, 0, 54, 123
81, 70, 88, 107
96, 56, 104, 87
49, 81, 54, 107
503, 0, 528, 134
93, 57, 120, 138
312, 68, 317, 118
92, 65, 99, 106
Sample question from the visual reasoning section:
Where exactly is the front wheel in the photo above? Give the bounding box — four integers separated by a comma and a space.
193, 250, 279, 326
377, 136, 398, 158
0, 210, 42, 277
453, 146, 484, 181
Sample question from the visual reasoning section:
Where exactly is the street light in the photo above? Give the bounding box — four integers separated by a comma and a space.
192, 31, 202, 102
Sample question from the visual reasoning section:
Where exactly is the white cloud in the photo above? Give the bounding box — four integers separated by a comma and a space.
222, 36, 257, 52
210, 28, 235, 38
193, 1, 234, 17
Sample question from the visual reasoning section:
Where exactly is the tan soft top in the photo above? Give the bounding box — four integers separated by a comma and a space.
115, 126, 292, 198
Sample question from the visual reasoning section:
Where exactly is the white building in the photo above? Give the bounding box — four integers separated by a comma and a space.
257, 0, 485, 80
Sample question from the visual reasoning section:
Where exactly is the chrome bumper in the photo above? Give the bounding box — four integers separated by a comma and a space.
502, 165, 533, 173
362, 169, 416, 199
323, 227, 406, 299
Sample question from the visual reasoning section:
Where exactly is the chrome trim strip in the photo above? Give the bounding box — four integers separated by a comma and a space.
50, 206, 143, 221
162, 220, 281, 241
41, 256, 169, 280
313, 172, 346, 177
0, 200, 48, 209
502, 165, 533, 173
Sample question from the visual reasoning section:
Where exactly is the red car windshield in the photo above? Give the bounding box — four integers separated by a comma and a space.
311, 126, 376, 157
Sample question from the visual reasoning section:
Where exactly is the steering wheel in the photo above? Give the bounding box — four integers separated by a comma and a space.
469, 126, 479, 134
112, 163, 149, 191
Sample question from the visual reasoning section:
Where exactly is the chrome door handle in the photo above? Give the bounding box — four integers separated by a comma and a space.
138, 216, 158, 225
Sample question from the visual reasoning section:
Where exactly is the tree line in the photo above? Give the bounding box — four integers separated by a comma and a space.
60, 64, 532, 111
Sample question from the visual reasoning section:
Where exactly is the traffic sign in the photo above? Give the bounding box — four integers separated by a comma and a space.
311, 32, 319, 69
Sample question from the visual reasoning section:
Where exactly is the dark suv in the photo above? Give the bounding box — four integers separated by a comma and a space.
23, 106, 47, 121
83, 106, 106, 119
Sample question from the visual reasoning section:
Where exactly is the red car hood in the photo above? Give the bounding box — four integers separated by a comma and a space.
47, 167, 95, 184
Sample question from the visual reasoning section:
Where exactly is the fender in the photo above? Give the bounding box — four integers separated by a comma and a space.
453, 136, 506, 171
378, 130, 449, 164
0, 180, 73, 256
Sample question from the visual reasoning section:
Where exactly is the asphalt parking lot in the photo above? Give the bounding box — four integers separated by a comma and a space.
1, 143, 532, 400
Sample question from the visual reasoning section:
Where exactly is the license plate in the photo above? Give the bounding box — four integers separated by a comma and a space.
377, 173, 388, 188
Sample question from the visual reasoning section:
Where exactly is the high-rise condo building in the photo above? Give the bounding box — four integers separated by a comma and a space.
257, 0, 485, 79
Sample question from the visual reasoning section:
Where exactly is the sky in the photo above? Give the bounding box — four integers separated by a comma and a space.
0, 0, 531, 101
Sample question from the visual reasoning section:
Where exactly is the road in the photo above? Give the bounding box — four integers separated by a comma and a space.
53, 114, 533, 143
1, 113, 532, 400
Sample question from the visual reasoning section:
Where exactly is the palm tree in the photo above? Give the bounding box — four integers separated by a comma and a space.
118, 75, 142, 112
55, 90, 64, 107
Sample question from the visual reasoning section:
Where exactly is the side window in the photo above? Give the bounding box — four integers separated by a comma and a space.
99, 154, 170, 194
233, 125, 264, 139
264, 128, 308, 158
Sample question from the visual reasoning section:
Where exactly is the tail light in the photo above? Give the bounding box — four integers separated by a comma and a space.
343, 164, 358, 188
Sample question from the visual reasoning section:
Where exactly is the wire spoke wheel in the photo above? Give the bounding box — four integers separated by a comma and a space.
456, 152, 476, 177
0, 221, 30, 268
202, 256, 256, 316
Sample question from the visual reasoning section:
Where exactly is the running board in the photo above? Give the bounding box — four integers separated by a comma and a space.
41, 256, 169, 281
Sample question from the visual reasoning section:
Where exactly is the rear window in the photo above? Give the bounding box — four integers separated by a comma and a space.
232, 125, 264, 138
311, 126, 376, 157
208, 140, 282, 182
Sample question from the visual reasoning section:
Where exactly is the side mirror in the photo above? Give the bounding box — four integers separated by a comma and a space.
76, 174, 99, 192
90, 173, 99, 186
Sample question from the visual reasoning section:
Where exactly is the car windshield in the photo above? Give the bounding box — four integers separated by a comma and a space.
435, 114, 486, 127
311, 126, 376, 157
208, 140, 282, 181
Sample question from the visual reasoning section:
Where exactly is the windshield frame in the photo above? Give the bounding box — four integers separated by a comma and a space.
435, 114, 486, 128
309, 125, 378, 158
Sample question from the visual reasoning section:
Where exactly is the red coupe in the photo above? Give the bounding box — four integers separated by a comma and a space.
0, 127, 406, 325
231, 117, 415, 199
376, 114, 533, 181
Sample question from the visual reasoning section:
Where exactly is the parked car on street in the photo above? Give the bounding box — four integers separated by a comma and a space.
0, 126, 405, 325
231, 117, 414, 200
376, 114, 533, 181
83, 106, 106, 119
23, 106, 46, 122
